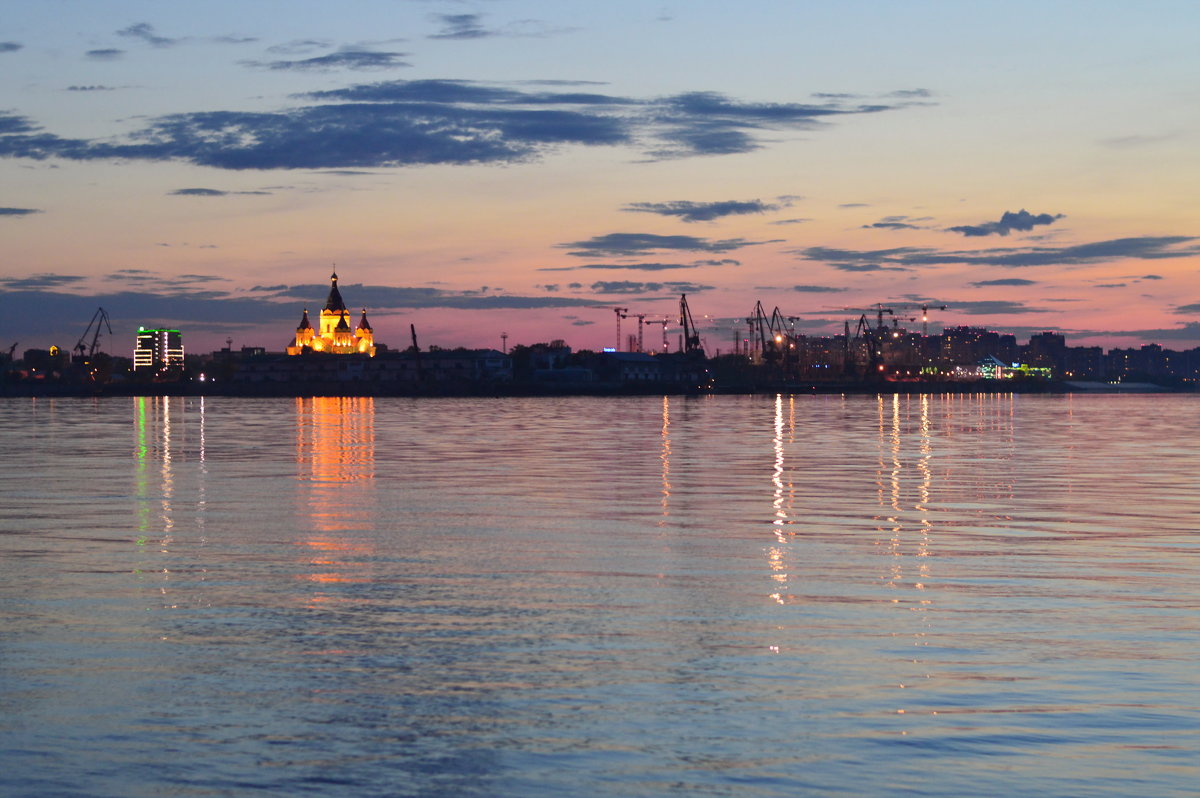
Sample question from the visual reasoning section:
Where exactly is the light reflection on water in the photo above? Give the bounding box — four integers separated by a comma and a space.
1, 393, 1199, 797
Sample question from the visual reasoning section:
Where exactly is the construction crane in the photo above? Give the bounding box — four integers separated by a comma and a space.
644, 319, 669, 353
613, 307, 628, 351
629, 313, 649, 353
74, 307, 112, 361
891, 303, 948, 336
679, 294, 703, 356
5, 342, 15, 361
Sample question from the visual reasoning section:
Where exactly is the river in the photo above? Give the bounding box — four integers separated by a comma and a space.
1, 394, 1197, 796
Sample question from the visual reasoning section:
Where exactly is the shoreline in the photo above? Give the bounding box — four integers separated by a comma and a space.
0, 379, 1189, 399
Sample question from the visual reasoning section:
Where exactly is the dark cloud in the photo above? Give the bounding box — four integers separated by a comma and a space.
1141, 274, 1163, 280
169, 187, 271, 196
829, 262, 910, 273
589, 281, 713, 295
838, 203, 869, 208
0, 273, 85, 290
971, 278, 1037, 287
429, 14, 491, 40
86, 49, 124, 60
792, 285, 848, 293
0, 42, 21, 53
0, 79, 913, 170
1172, 303, 1200, 314
648, 92, 896, 158
1095, 283, 1127, 289
116, 23, 180, 48
267, 40, 334, 55
575, 263, 700, 271
770, 218, 809, 226
1113, 321, 1200, 342
67, 85, 116, 92
170, 188, 228, 196
948, 209, 1065, 237
562, 233, 771, 258
0, 282, 604, 344
541, 257, 739, 272
0, 206, 41, 216
863, 215, 924, 231
942, 299, 1049, 315
800, 237, 1200, 269
245, 49, 411, 71
623, 199, 779, 223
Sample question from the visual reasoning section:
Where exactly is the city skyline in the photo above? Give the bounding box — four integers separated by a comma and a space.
2, 1, 1199, 354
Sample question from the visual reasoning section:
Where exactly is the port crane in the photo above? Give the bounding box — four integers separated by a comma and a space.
679, 294, 703, 356
74, 307, 112, 361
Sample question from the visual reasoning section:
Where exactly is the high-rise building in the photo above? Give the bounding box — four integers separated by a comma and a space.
134, 328, 184, 373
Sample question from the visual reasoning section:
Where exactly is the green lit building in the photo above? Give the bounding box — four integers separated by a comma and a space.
134, 328, 184, 373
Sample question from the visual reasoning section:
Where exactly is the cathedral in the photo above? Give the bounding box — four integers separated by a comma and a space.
286, 271, 377, 356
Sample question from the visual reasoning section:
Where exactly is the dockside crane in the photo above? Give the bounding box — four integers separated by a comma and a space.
410, 323, 424, 382
74, 307, 112, 361
679, 294, 703, 356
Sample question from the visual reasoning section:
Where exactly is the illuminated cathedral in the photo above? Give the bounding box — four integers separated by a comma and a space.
286, 271, 377, 356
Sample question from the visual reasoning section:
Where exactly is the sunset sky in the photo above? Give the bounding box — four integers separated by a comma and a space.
3, 1, 1199, 355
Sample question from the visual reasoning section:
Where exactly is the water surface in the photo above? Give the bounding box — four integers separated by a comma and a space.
2, 394, 1198, 796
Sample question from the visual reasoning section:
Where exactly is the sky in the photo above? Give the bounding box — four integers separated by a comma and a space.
2, 0, 1200, 356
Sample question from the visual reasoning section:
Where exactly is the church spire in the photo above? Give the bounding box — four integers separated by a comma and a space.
297, 308, 312, 331
357, 308, 372, 332
324, 269, 346, 313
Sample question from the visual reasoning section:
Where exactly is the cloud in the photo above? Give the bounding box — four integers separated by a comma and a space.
67, 85, 116, 92
1099, 133, 1178, 149
863, 215, 924, 231
0, 273, 85, 290
623, 199, 779, 222
799, 236, 1200, 270
429, 14, 492, 40
85, 49, 124, 60
941, 299, 1050, 315
0, 78, 915, 170
770, 218, 809, 226
970, 278, 1037, 287
244, 49, 411, 71
948, 209, 1065, 237
116, 23, 180, 48
0, 42, 21, 53
792, 285, 848, 293
589, 280, 713, 295
0, 280, 606, 344
541, 257, 739, 272
1095, 283, 1127, 288
0, 206, 41, 216
267, 40, 334, 55
169, 187, 272, 196
562, 233, 771, 257
427, 14, 571, 40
